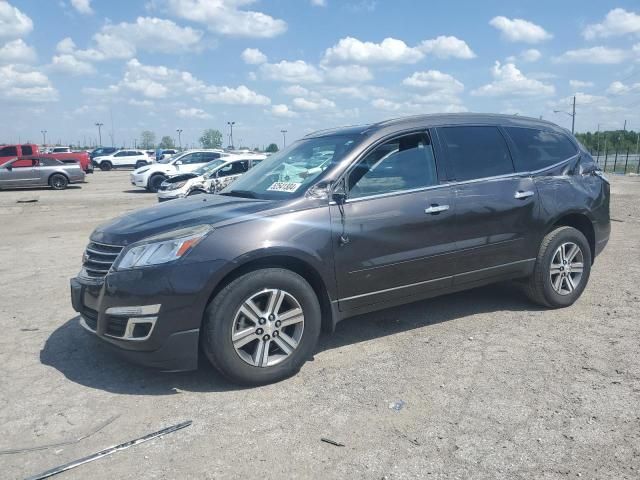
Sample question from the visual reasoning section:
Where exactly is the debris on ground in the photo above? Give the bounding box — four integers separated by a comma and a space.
0, 415, 119, 455
320, 437, 345, 447
24, 420, 192, 480
16, 199, 38, 203
388, 400, 405, 412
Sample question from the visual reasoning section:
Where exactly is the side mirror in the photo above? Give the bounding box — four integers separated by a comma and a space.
5, 164, 12, 171
331, 178, 348, 204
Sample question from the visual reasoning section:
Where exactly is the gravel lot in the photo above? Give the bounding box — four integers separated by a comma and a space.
1, 171, 639, 479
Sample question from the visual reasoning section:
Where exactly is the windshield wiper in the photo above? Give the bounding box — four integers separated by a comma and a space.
220, 189, 257, 199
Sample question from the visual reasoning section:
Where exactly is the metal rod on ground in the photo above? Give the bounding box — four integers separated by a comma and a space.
25, 421, 192, 480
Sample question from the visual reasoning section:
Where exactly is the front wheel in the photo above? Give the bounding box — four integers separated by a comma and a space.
201, 268, 321, 385
135, 160, 147, 169
147, 174, 165, 193
525, 226, 592, 308
99, 161, 112, 171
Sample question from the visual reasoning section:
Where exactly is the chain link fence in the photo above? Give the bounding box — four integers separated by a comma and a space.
594, 151, 640, 175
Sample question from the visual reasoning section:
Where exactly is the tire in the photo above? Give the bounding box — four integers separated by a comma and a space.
524, 226, 592, 308
135, 160, 147, 169
187, 189, 205, 196
147, 174, 165, 193
99, 161, 112, 171
201, 268, 321, 385
49, 173, 68, 190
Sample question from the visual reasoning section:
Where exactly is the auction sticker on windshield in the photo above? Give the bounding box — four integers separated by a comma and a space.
267, 182, 302, 193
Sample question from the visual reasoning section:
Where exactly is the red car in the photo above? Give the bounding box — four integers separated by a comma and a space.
43, 151, 93, 173
0, 144, 92, 173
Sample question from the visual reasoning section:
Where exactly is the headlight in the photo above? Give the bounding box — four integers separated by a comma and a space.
113, 225, 212, 270
165, 180, 187, 191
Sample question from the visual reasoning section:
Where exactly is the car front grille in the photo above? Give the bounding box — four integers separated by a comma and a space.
82, 241, 124, 278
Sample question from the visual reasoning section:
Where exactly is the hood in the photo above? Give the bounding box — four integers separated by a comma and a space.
91, 194, 280, 245
165, 172, 199, 183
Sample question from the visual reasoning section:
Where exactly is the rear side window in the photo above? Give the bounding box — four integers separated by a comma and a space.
505, 127, 577, 172
439, 126, 514, 181
21, 145, 33, 155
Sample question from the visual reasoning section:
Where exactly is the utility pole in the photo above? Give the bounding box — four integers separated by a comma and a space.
227, 121, 235, 149
41, 130, 47, 146
176, 129, 183, 150
571, 95, 576, 134
95, 122, 103, 146
281, 129, 288, 149
595, 124, 601, 159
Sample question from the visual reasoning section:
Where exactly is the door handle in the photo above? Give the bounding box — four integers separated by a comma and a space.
514, 190, 535, 199
425, 204, 450, 214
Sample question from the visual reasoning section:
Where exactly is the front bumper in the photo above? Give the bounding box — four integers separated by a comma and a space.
157, 189, 185, 202
130, 173, 148, 188
69, 260, 224, 371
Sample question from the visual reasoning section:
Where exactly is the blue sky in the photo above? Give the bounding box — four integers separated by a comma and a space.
1, 0, 639, 149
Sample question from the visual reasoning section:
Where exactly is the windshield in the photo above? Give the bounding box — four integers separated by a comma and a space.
193, 159, 226, 176
160, 151, 189, 165
220, 134, 359, 199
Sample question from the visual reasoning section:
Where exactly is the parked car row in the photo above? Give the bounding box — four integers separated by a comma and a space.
1, 143, 93, 175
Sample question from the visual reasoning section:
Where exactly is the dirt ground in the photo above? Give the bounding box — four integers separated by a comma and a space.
0, 171, 638, 480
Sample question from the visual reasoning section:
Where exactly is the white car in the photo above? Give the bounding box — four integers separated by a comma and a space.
157, 155, 266, 201
94, 150, 151, 171
130, 149, 230, 192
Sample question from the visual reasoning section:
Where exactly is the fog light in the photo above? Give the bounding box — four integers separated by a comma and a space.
106, 304, 161, 316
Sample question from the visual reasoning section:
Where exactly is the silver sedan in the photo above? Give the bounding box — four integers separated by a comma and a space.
0, 157, 85, 190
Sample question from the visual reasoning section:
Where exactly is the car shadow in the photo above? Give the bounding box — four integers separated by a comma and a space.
1, 185, 82, 193
40, 283, 540, 395
121, 189, 152, 194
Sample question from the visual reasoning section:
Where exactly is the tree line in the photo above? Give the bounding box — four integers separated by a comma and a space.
138, 129, 280, 153
575, 130, 640, 155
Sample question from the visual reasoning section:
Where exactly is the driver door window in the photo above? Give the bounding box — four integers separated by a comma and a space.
348, 133, 438, 199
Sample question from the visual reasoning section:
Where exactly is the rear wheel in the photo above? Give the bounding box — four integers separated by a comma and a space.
148, 174, 165, 193
187, 189, 205, 196
525, 226, 591, 308
49, 173, 68, 190
99, 161, 112, 171
135, 160, 147, 169
201, 268, 321, 385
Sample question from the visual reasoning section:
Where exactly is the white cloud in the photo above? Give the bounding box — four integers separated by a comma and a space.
167, 0, 287, 38
569, 80, 594, 89
0, 39, 36, 64
322, 64, 373, 83
270, 104, 297, 117
102, 59, 271, 106
204, 85, 270, 105
282, 85, 310, 96
56, 17, 204, 68
50, 54, 96, 75
606, 81, 640, 95
583, 8, 640, 39
507, 48, 541, 63
241, 48, 267, 65
177, 107, 212, 119
489, 16, 552, 43
310, 0, 327, 6
70, 0, 93, 15
323, 37, 423, 65
371, 98, 402, 111
418, 36, 475, 59
129, 99, 154, 107
0, 2, 33, 39
402, 70, 464, 93
0, 64, 58, 102
553, 46, 628, 64
260, 60, 323, 83
292, 96, 335, 111
472, 61, 554, 97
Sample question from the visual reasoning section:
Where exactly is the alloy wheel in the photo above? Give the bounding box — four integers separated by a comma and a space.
549, 241, 584, 295
231, 289, 304, 367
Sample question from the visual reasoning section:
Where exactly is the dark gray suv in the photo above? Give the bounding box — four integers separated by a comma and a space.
70, 114, 610, 385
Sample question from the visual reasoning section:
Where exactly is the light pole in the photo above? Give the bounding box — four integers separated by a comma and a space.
227, 121, 235, 149
280, 129, 288, 149
176, 129, 183, 150
41, 130, 47, 146
554, 95, 576, 134
95, 122, 104, 146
